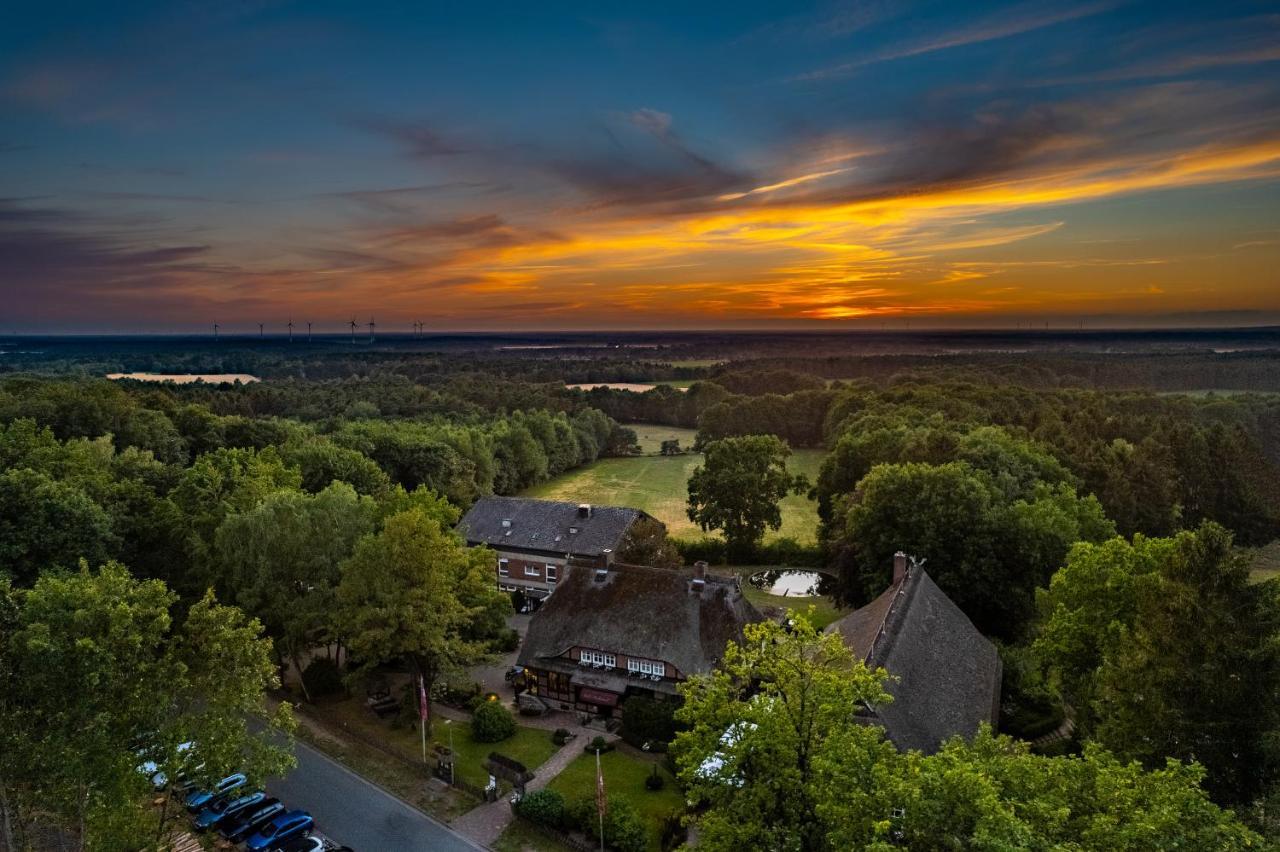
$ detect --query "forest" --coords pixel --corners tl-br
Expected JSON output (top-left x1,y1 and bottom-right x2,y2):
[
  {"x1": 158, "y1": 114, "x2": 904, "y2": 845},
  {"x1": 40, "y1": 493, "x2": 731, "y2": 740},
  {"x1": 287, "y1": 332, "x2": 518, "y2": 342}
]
[{"x1": 2, "y1": 331, "x2": 1279, "y2": 848}]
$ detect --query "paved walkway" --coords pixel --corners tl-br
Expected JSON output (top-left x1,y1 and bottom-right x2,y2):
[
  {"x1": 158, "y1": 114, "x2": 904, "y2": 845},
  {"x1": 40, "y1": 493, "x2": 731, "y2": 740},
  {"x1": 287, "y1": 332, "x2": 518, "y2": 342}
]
[{"x1": 448, "y1": 718, "x2": 615, "y2": 848}]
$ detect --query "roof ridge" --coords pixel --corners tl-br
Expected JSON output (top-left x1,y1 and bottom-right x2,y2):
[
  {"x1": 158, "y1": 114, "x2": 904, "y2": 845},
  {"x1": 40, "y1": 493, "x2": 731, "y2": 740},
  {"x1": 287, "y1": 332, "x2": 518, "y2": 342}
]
[{"x1": 866, "y1": 567, "x2": 922, "y2": 667}]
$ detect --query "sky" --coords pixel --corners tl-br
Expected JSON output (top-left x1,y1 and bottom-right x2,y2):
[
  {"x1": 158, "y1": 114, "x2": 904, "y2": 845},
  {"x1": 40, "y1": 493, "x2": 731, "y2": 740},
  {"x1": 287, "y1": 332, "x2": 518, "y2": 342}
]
[{"x1": 2, "y1": 0, "x2": 1279, "y2": 332}]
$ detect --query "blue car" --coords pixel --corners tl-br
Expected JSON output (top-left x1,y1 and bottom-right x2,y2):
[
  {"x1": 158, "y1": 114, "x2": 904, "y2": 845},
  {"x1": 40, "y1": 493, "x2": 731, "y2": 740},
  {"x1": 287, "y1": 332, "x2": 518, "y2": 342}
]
[
  {"x1": 183, "y1": 772, "x2": 246, "y2": 812},
  {"x1": 244, "y1": 810, "x2": 314, "y2": 851},
  {"x1": 193, "y1": 790, "x2": 264, "y2": 831},
  {"x1": 221, "y1": 799, "x2": 283, "y2": 842}
]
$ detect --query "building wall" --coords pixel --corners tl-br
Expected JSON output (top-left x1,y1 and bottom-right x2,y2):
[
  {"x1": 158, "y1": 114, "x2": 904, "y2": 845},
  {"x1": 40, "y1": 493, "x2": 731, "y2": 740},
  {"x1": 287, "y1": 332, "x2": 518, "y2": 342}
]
[{"x1": 564, "y1": 646, "x2": 683, "y2": 681}]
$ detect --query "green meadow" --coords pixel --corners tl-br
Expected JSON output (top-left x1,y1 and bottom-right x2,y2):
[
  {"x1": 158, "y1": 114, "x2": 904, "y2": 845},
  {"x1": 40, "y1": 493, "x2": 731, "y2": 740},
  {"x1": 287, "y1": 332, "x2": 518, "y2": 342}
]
[{"x1": 522, "y1": 438, "x2": 825, "y2": 543}]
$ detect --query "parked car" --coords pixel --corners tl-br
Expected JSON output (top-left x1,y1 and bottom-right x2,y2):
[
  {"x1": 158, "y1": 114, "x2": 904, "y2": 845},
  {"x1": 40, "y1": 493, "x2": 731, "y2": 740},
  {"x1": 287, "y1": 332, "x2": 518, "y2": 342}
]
[
  {"x1": 271, "y1": 836, "x2": 325, "y2": 852},
  {"x1": 244, "y1": 810, "x2": 314, "y2": 851},
  {"x1": 193, "y1": 790, "x2": 264, "y2": 831},
  {"x1": 184, "y1": 772, "x2": 246, "y2": 811},
  {"x1": 220, "y1": 798, "x2": 284, "y2": 842},
  {"x1": 135, "y1": 740, "x2": 194, "y2": 790}
]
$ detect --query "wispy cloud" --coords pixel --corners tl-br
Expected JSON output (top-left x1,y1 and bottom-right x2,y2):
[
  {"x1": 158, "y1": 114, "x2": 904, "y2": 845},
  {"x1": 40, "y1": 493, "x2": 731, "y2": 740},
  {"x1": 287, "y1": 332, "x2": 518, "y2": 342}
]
[{"x1": 795, "y1": 0, "x2": 1118, "y2": 81}]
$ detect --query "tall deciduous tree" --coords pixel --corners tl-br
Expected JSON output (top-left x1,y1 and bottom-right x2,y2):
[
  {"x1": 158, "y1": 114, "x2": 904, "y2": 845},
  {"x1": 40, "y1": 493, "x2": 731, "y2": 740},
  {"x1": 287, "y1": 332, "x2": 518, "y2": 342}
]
[
  {"x1": 674, "y1": 615, "x2": 1261, "y2": 851},
  {"x1": 335, "y1": 494, "x2": 509, "y2": 717},
  {"x1": 214, "y1": 482, "x2": 377, "y2": 699},
  {"x1": 832, "y1": 461, "x2": 1113, "y2": 638},
  {"x1": 0, "y1": 563, "x2": 293, "y2": 850},
  {"x1": 1035, "y1": 522, "x2": 1280, "y2": 805},
  {"x1": 687, "y1": 435, "x2": 809, "y2": 561}
]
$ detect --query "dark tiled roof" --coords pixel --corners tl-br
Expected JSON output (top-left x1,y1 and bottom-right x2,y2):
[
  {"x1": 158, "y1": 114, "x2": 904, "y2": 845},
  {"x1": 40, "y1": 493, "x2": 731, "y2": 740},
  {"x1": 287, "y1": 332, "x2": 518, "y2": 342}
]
[
  {"x1": 457, "y1": 496, "x2": 648, "y2": 557},
  {"x1": 827, "y1": 567, "x2": 1002, "y2": 754},
  {"x1": 518, "y1": 563, "x2": 765, "y2": 678}
]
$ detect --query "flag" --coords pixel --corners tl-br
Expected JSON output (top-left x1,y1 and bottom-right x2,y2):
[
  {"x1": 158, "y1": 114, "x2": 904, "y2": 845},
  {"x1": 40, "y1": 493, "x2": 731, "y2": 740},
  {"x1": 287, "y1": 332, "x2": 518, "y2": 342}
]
[
  {"x1": 595, "y1": 748, "x2": 607, "y2": 819},
  {"x1": 417, "y1": 675, "x2": 429, "y2": 723}
]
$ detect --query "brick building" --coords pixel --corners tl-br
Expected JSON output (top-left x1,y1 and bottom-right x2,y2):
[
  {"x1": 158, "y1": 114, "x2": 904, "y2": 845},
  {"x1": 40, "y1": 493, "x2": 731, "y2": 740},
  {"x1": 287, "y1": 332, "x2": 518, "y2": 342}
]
[{"x1": 457, "y1": 496, "x2": 657, "y2": 607}]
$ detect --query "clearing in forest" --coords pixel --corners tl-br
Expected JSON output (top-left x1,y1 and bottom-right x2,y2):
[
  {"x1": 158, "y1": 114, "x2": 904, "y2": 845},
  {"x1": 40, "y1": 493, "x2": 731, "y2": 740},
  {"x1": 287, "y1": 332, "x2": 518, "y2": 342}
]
[{"x1": 522, "y1": 447, "x2": 826, "y2": 543}]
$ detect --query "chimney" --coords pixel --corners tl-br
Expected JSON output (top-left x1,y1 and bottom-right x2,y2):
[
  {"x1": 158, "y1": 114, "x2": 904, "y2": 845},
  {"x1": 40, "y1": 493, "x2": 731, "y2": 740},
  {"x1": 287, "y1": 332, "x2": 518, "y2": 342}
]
[
  {"x1": 693, "y1": 560, "x2": 708, "y2": 579},
  {"x1": 577, "y1": 503, "x2": 592, "y2": 519},
  {"x1": 893, "y1": 551, "x2": 908, "y2": 584}
]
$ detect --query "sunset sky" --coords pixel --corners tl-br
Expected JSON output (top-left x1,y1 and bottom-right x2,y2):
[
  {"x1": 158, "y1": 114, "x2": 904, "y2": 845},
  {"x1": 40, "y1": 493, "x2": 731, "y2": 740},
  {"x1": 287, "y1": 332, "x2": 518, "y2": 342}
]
[{"x1": 2, "y1": 1, "x2": 1279, "y2": 332}]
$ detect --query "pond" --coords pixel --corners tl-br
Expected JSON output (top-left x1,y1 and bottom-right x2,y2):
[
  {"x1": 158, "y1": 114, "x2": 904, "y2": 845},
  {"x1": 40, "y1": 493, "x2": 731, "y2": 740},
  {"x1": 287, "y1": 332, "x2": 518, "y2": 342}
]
[
  {"x1": 107, "y1": 372, "x2": 260, "y2": 384},
  {"x1": 747, "y1": 569, "x2": 837, "y2": 598}
]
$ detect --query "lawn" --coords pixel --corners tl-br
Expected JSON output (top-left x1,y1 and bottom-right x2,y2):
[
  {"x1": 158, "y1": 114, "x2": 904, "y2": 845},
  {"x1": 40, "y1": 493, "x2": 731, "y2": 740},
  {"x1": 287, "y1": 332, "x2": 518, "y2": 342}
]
[
  {"x1": 492, "y1": 821, "x2": 567, "y2": 852},
  {"x1": 316, "y1": 697, "x2": 559, "y2": 790},
  {"x1": 546, "y1": 748, "x2": 683, "y2": 852},
  {"x1": 522, "y1": 448, "x2": 826, "y2": 544},
  {"x1": 627, "y1": 423, "x2": 699, "y2": 455},
  {"x1": 1251, "y1": 541, "x2": 1280, "y2": 583}
]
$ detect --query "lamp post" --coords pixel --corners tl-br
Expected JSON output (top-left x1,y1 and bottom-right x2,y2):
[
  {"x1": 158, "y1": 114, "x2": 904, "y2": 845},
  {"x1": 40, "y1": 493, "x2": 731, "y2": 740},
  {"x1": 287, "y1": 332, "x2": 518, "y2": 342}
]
[{"x1": 444, "y1": 718, "x2": 455, "y2": 786}]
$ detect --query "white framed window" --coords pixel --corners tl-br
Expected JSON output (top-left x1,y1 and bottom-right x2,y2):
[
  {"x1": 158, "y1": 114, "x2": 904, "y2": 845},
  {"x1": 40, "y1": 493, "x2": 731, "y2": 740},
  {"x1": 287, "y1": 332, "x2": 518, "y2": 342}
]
[
  {"x1": 524, "y1": 564, "x2": 540, "y2": 577},
  {"x1": 628, "y1": 659, "x2": 665, "y2": 677},
  {"x1": 498, "y1": 560, "x2": 509, "y2": 577},
  {"x1": 627, "y1": 659, "x2": 641, "y2": 673},
  {"x1": 546, "y1": 564, "x2": 558, "y2": 582},
  {"x1": 582, "y1": 650, "x2": 616, "y2": 668},
  {"x1": 652, "y1": 662, "x2": 665, "y2": 678},
  {"x1": 603, "y1": 653, "x2": 616, "y2": 668}
]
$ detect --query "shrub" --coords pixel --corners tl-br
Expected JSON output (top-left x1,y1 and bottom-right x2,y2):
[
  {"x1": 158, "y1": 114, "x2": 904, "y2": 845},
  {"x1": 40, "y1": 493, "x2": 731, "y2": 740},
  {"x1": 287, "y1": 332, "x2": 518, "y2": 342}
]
[
  {"x1": 659, "y1": 810, "x2": 687, "y2": 851},
  {"x1": 515, "y1": 788, "x2": 565, "y2": 829},
  {"x1": 437, "y1": 679, "x2": 481, "y2": 708},
  {"x1": 583, "y1": 735, "x2": 614, "y2": 754},
  {"x1": 565, "y1": 795, "x2": 645, "y2": 852},
  {"x1": 300, "y1": 658, "x2": 344, "y2": 699},
  {"x1": 645, "y1": 765, "x2": 665, "y2": 791},
  {"x1": 605, "y1": 798, "x2": 646, "y2": 852},
  {"x1": 472, "y1": 701, "x2": 517, "y2": 743},
  {"x1": 492, "y1": 627, "x2": 520, "y2": 653},
  {"x1": 620, "y1": 696, "x2": 678, "y2": 749},
  {"x1": 552, "y1": 727, "x2": 573, "y2": 746}
]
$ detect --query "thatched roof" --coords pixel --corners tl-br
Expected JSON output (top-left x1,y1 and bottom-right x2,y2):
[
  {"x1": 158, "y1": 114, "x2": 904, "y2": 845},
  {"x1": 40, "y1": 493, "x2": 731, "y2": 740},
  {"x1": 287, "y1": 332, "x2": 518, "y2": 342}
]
[
  {"x1": 518, "y1": 563, "x2": 764, "y2": 679},
  {"x1": 827, "y1": 566, "x2": 1002, "y2": 753},
  {"x1": 458, "y1": 496, "x2": 649, "y2": 557}
]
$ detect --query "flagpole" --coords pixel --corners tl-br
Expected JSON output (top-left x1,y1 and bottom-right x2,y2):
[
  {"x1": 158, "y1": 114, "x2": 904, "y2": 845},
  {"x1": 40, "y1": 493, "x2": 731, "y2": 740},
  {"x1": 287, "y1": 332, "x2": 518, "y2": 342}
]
[{"x1": 596, "y1": 748, "x2": 604, "y2": 852}]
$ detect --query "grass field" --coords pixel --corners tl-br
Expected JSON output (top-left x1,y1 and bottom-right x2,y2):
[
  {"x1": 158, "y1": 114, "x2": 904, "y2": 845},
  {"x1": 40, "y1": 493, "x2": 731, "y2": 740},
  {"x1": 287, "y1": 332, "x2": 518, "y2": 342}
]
[
  {"x1": 628, "y1": 423, "x2": 699, "y2": 455},
  {"x1": 1251, "y1": 541, "x2": 1280, "y2": 583},
  {"x1": 546, "y1": 748, "x2": 682, "y2": 852},
  {"x1": 523, "y1": 447, "x2": 825, "y2": 543}
]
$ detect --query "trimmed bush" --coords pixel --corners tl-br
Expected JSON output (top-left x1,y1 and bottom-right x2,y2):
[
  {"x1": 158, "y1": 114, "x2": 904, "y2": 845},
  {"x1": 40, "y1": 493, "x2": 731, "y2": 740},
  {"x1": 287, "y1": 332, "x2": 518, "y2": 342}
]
[
  {"x1": 645, "y1": 765, "x2": 665, "y2": 791},
  {"x1": 552, "y1": 727, "x2": 573, "y2": 746},
  {"x1": 515, "y1": 788, "x2": 565, "y2": 829},
  {"x1": 583, "y1": 735, "x2": 614, "y2": 754},
  {"x1": 472, "y1": 701, "x2": 517, "y2": 743},
  {"x1": 301, "y1": 658, "x2": 344, "y2": 699}
]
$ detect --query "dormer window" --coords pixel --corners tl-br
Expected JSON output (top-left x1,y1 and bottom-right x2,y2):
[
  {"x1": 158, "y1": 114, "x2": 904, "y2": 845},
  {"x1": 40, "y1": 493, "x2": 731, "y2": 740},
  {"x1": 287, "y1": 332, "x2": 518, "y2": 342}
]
[
  {"x1": 501, "y1": 519, "x2": 512, "y2": 528},
  {"x1": 569, "y1": 526, "x2": 579, "y2": 535}
]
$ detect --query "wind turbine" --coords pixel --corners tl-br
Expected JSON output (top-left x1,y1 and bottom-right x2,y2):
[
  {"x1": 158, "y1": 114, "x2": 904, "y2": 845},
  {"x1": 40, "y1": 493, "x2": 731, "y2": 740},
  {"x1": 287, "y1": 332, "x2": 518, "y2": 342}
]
[
  {"x1": 258, "y1": 322, "x2": 264, "y2": 338},
  {"x1": 349, "y1": 317, "x2": 358, "y2": 344},
  {"x1": 213, "y1": 321, "x2": 219, "y2": 340},
  {"x1": 306, "y1": 321, "x2": 312, "y2": 343},
  {"x1": 367, "y1": 316, "x2": 376, "y2": 343},
  {"x1": 287, "y1": 318, "x2": 294, "y2": 343}
]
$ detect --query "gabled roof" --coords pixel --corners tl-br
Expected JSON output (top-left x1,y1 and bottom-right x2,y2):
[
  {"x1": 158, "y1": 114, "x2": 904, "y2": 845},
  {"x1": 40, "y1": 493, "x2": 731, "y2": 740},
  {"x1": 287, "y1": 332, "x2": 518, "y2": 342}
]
[
  {"x1": 518, "y1": 563, "x2": 764, "y2": 678},
  {"x1": 457, "y1": 496, "x2": 648, "y2": 557},
  {"x1": 827, "y1": 567, "x2": 1002, "y2": 754}
]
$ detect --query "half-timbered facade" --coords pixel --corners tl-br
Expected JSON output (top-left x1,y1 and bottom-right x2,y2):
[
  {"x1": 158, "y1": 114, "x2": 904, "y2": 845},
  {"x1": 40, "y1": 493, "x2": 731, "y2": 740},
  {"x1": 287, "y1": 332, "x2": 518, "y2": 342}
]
[{"x1": 516, "y1": 561, "x2": 764, "y2": 716}]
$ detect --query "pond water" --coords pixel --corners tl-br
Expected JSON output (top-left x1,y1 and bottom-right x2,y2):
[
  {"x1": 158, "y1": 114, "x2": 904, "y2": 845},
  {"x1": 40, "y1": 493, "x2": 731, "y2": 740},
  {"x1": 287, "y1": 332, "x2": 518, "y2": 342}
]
[
  {"x1": 565, "y1": 382, "x2": 689, "y2": 393},
  {"x1": 565, "y1": 382, "x2": 657, "y2": 392},
  {"x1": 748, "y1": 569, "x2": 837, "y2": 598},
  {"x1": 106, "y1": 372, "x2": 260, "y2": 384}
]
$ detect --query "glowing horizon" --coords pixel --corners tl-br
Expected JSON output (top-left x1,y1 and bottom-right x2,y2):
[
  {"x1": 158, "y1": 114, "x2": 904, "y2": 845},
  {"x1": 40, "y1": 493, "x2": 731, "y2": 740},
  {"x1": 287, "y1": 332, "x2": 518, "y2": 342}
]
[{"x1": 2, "y1": 2, "x2": 1278, "y2": 332}]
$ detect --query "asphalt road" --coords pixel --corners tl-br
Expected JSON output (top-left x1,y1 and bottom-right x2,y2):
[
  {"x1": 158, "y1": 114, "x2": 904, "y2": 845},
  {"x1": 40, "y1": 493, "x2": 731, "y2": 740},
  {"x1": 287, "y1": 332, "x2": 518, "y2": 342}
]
[{"x1": 268, "y1": 738, "x2": 485, "y2": 852}]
